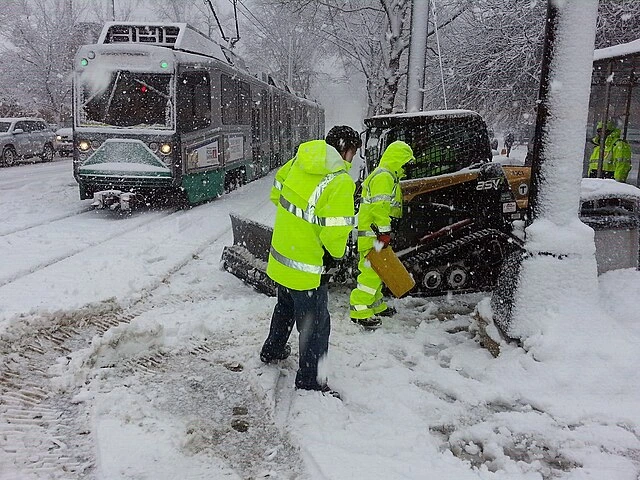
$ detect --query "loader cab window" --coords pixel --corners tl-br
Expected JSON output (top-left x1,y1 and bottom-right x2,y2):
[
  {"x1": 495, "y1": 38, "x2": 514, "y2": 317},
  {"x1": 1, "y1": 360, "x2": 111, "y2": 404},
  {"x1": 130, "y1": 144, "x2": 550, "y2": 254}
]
[
  {"x1": 364, "y1": 129, "x2": 383, "y2": 170},
  {"x1": 379, "y1": 117, "x2": 491, "y2": 180}
]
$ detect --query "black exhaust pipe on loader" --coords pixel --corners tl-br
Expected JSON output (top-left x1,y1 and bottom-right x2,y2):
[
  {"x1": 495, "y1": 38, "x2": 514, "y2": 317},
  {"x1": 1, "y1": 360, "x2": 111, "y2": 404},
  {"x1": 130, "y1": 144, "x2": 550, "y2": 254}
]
[{"x1": 221, "y1": 213, "x2": 277, "y2": 296}]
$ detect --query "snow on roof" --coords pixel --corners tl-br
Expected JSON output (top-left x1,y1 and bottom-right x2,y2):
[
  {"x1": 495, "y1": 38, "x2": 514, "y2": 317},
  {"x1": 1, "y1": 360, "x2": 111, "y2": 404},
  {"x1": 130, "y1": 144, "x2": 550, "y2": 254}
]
[
  {"x1": 368, "y1": 109, "x2": 479, "y2": 120},
  {"x1": 593, "y1": 38, "x2": 640, "y2": 62},
  {"x1": 581, "y1": 177, "x2": 640, "y2": 202},
  {"x1": 0, "y1": 117, "x2": 46, "y2": 122},
  {"x1": 96, "y1": 22, "x2": 229, "y2": 64}
]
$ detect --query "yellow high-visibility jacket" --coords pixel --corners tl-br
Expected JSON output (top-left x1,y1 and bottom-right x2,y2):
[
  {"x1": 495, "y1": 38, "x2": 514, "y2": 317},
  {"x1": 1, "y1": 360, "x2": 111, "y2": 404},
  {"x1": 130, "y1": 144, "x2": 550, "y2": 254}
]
[
  {"x1": 357, "y1": 141, "x2": 414, "y2": 252},
  {"x1": 267, "y1": 140, "x2": 356, "y2": 290},
  {"x1": 589, "y1": 129, "x2": 632, "y2": 182}
]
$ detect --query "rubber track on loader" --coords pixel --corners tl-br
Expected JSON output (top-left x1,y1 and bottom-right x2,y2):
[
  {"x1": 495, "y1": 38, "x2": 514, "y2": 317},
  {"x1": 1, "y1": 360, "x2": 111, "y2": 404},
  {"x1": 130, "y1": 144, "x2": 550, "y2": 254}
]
[{"x1": 400, "y1": 228, "x2": 524, "y2": 296}]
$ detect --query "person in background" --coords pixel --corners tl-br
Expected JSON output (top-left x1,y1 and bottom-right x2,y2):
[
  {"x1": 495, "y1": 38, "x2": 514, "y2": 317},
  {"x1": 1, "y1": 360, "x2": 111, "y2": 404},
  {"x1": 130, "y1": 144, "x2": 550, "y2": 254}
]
[
  {"x1": 488, "y1": 129, "x2": 499, "y2": 152},
  {"x1": 588, "y1": 120, "x2": 632, "y2": 182},
  {"x1": 504, "y1": 131, "x2": 515, "y2": 158},
  {"x1": 259, "y1": 125, "x2": 361, "y2": 397},
  {"x1": 349, "y1": 141, "x2": 414, "y2": 329}
]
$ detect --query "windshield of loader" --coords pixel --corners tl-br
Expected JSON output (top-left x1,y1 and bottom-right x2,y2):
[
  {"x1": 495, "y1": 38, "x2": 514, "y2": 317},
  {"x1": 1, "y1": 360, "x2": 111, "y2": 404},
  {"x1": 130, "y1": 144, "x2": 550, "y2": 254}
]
[{"x1": 367, "y1": 115, "x2": 491, "y2": 179}]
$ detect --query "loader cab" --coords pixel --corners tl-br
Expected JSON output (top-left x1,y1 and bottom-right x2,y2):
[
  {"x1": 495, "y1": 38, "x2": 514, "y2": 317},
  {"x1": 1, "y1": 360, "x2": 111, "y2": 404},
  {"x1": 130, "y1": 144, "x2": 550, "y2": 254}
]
[
  {"x1": 363, "y1": 110, "x2": 521, "y2": 256},
  {"x1": 363, "y1": 110, "x2": 492, "y2": 178}
]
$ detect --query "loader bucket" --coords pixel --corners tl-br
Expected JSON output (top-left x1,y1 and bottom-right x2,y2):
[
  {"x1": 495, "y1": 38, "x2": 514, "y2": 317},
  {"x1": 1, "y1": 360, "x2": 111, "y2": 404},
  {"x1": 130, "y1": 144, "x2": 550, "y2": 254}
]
[{"x1": 221, "y1": 213, "x2": 277, "y2": 296}]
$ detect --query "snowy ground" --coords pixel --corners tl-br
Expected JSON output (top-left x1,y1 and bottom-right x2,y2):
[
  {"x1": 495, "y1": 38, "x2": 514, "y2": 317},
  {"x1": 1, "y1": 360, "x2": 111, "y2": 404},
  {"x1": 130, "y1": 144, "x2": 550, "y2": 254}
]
[{"x1": 1, "y1": 152, "x2": 639, "y2": 479}]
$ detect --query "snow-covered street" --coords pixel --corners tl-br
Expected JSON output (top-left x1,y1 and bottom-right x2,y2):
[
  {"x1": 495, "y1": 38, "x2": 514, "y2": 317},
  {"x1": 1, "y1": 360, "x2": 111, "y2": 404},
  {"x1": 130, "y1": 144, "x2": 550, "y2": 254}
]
[{"x1": 0, "y1": 156, "x2": 639, "y2": 479}]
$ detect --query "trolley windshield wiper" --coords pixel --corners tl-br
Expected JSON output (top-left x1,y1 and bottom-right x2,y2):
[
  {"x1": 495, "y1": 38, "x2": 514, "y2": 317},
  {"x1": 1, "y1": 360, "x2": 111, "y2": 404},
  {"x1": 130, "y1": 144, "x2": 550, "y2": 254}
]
[
  {"x1": 102, "y1": 70, "x2": 122, "y2": 124},
  {"x1": 133, "y1": 78, "x2": 172, "y2": 103}
]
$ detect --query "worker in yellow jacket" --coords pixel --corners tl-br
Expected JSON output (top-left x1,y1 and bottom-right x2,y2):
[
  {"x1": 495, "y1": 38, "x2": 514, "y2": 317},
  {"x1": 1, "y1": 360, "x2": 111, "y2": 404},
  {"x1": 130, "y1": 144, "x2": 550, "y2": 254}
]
[
  {"x1": 350, "y1": 141, "x2": 414, "y2": 329},
  {"x1": 260, "y1": 126, "x2": 360, "y2": 396},
  {"x1": 588, "y1": 120, "x2": 632, "y2": 182}
]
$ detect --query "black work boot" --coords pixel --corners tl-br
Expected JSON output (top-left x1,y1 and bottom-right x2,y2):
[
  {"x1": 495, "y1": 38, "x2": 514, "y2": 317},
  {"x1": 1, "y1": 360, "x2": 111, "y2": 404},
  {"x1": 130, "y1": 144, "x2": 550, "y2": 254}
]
[
  {"x1": 295, "y1": 381, "x2": 341, "y2": 399},
  {"x1": 351, "y1": 317, "x2": 382, "y2": 330},
  {"x1": 260, "y1": 343, "x2": 291, "y2": 364},
  {"x1": 377, "y1": 306, "x2": 397, "y2": 317}
]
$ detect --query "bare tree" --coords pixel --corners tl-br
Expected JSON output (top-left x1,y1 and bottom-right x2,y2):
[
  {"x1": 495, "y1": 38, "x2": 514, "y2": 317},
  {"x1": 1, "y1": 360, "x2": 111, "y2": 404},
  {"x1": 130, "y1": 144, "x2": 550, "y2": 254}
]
[
  {"x1": 424, "y1": 0, "x2": 640, "y2": 131},
  {"x1": 236, "y1": 1, "x2": 327, "y2": 95},
  {"x1": 92, "y1": 0, "x2": 144, "y2": 23},
  {"x1": 262, "y1": 0, "x2": 411, "y2": 114},
  {"x1": 0, "y1": 0, "x2": 96, "y2": 122},
  {"x1": 596, "y1": 0, "x2": 640, "y2": 48},
  {"x1": 421, "y1": 0, "x2": 544, "y2": 132}
]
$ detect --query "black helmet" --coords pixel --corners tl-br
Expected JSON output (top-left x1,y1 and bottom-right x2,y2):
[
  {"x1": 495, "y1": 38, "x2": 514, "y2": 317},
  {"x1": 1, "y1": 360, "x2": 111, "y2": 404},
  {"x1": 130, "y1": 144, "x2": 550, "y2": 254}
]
[{"x1": 325, "y1": 125, "x2": 362, "y2": 154}]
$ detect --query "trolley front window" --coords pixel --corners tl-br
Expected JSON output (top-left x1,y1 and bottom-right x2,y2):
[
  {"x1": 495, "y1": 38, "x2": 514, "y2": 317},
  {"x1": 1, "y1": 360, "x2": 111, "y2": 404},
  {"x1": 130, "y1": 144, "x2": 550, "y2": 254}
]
[{"x1": 78, "y1": 71, "x2": 174, "y2": 129}]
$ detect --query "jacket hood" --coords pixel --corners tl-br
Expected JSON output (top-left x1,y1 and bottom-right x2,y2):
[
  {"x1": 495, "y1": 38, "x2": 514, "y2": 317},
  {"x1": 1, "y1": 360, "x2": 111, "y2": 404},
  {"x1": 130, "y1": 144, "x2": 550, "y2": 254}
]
[
  {"x1": 592, "y1": 128, "x2": 621, "y2": 146},
  {"x1": 607, "y1": 128, "x2": 621, "y2": 142},
  {"x1": 294, "y1": 140, "x2": 348, "y2": 175},
  {"x1": 379, "y1": 141, "x2": 414, "y2": 172}
]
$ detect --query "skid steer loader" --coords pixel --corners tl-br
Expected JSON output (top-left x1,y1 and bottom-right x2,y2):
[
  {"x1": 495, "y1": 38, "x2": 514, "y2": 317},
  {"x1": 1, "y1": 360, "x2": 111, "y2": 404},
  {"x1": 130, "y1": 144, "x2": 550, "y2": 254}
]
[{"x1": 221, "y1": 109, "x2": 532, "y2": 297}]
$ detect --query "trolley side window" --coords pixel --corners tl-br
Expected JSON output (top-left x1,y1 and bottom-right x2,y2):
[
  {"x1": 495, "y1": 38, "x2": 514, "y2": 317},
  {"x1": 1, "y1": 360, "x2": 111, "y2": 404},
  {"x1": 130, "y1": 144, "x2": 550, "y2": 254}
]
[
  {"x1": 177, "y1": 71, "x2": 211, "y2": 133},
  {"x1": 221, "y1": 74, "x2": 251, "y2": 126}
]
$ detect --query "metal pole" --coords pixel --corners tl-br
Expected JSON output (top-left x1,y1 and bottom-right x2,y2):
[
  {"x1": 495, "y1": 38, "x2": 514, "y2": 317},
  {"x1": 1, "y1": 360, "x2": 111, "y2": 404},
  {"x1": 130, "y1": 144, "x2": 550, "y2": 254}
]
[
  {"x1": 406, "y1": 0, "x2": 430, "y2": 112},
  {"x1": 596, "y1": 61, "x2": 613, "y2": 178},
  {"x1": 527, "y1": 1, "x2": 558, "y2": 223},
  {"x1": 288, "y1": 36, "x2": 293, "y2": 88},
  {"x1": 623, "y1": 75, "x2": 633, "y2": 140}
]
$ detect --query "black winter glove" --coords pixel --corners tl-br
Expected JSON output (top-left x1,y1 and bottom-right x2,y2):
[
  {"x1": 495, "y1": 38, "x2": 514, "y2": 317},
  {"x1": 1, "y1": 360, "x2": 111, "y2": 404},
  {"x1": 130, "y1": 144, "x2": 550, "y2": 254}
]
[{"x1": 323, "y1": 248, "x2": 337, "y2": 270}]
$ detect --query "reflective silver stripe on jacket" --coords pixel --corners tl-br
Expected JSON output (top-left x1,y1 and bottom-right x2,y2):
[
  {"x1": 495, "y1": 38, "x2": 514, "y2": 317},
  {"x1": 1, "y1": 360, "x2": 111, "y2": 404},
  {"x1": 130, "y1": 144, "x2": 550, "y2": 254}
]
[
  {"x1": 273, "y1": 178, "x2": 283, "y2": 191},
  {"x1": 270, "y1": 246, "x2": 324, "y2": 274},
  {"x1": 361, "y1": 193, "x2": 394, "y2": 204},
  {"x1": 361, "y1": 168, "x2": 401, "y2": 208},
  {"x1": 279, "y1": 171, "x2": 355, "y2": 227},
  {"x1": 350, "y1": 298, "x2": 383, "y2": 312},
  {"x1": 356, "y1": 282, "x2": 378, "y2": 295},
  {"x1": 358, "y1": 224, "x2": 391, "y2": 236}
]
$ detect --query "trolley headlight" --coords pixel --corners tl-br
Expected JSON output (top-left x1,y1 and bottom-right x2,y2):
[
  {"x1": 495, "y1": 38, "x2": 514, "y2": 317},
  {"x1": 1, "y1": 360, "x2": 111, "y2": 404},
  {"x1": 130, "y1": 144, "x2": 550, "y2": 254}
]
[
  {"x1": 160, "y1": 143, "x2": 172, "y2": 155},
  {"x1": 78, "y1": 140, "x2": 90, "y2": 152},
  {"x1": 56, "y1": 135, "x2": 62, "y2": 141},
  {"x1": 148, "y1": 142, "x2": 159, "y2": 152},
  {"x1": 91, "y1": 140, "x2": 102, "y2": 150}
]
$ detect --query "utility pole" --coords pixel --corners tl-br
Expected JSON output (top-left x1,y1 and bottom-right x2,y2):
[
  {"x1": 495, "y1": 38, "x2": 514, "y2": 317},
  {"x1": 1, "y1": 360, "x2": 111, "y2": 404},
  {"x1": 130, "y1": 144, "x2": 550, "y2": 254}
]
[
  {"x1": 491, "y1": 0, "x2": 600, "y2": 342},
  {"x1": 288, "y1": 36, "x2": 293, "y2": 88},
  {"x1": 406, "y1": 0, "x2": 430, "y2": 112}
]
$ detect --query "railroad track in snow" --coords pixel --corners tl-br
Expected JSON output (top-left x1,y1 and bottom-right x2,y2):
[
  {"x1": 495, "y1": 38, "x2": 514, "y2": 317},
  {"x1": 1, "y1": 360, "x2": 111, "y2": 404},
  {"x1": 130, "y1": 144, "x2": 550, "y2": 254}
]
[
  {"x1": 0, "y1": 206, "x2": 95, "y2": 237},
  {"x1": 0, "y1": 207, "x2": 180, "y2": 288}
]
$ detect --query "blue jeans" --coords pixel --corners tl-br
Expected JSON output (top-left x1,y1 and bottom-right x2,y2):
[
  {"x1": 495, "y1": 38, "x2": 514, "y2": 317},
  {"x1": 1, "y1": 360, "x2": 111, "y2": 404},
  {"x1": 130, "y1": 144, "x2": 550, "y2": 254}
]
[{"x1": 261, "y1": 284, "x2": 331, "y2": 389}]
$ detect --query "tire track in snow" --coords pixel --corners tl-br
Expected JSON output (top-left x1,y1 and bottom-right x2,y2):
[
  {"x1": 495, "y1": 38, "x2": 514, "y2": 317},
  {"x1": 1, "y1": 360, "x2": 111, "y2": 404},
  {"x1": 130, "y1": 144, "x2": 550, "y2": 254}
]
[{"x1": 0, "y1": 195, "x2": 273, "y2": 478}]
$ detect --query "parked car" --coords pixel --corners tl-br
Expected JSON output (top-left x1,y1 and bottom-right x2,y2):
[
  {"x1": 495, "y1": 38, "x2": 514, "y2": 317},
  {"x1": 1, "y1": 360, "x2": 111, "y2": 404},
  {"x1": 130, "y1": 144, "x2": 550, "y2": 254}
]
[
  {"x1": 54, "y1": 127, "x2": 73, "y2": 157},
  {"x1": 0, "y1": 117, "x2": 56, "y2": 166}
]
